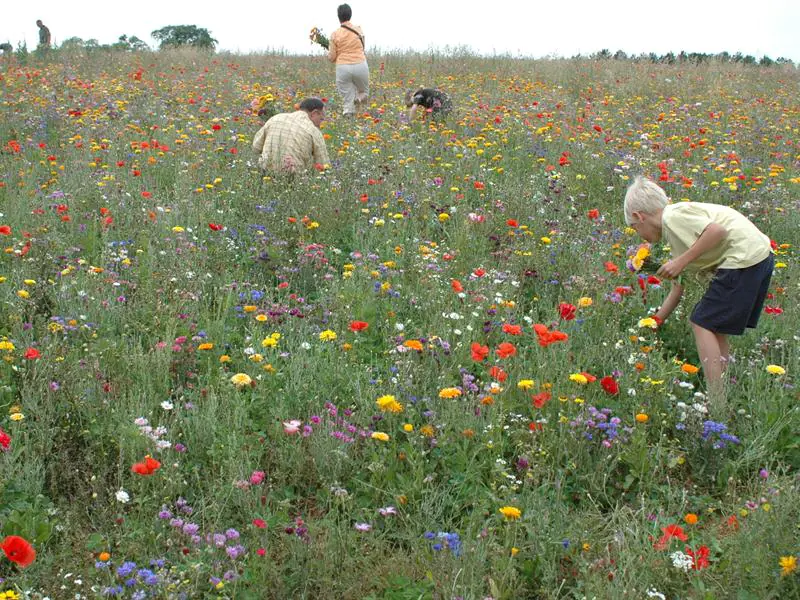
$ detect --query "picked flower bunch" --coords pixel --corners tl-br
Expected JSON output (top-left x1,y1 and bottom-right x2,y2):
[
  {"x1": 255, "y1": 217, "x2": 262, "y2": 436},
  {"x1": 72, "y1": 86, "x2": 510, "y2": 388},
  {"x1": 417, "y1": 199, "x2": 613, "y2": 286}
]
[
  {"x1": 250, "y1": 91, "x2": 278, "y2": 120},
  {"x1": 627, "y1": 243, "x2": 658, "y2": 273},
  {"x1": 309, "y1": 27, "x2": 329, "y2": 50}
]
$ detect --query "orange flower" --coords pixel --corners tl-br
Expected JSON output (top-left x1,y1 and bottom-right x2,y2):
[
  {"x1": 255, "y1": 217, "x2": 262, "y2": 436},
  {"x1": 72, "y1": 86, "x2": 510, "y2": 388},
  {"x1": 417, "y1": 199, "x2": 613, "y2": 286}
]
[
  {"x1": 684, "y1": 513, "x2": 698, "y2": 525},
  {"x1": 502, "y1": 323, "x2": 522, "y2": 335},
  {"x1": 451, "y1": 279, "x2": 464, "y2": 293},
  {"x1": 489, "y1": 366, "x2": 507, "y2": 382},
  {"x1": 495, "y1": 342, "x2": 517, "y2": 359},
  {"x1": 403, "y1": 340, "x2": 424, "y2": 351},
  {"x1": 533, "y1": 323, "x2": 568, "y2": 347},
  {"x1": 681, "y1": 363, "x2": 699, "y2": 375},
  {"x1": 532, "y1": 391, "x2": 551, "y2": 408}
]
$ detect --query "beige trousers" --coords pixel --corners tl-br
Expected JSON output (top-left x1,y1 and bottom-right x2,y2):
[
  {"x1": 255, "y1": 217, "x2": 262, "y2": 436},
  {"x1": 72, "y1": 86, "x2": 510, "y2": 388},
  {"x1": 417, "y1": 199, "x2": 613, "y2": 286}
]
[{"x1": 335, "y1": 61, "x2": 369, "y2": 115}]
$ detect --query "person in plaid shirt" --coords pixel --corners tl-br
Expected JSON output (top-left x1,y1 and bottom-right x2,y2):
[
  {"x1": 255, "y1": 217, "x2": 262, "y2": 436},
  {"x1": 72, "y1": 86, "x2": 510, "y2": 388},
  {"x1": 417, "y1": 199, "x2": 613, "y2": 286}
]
[{"x1": 252, "y1": 98, "x2": 330, "y2": 174}]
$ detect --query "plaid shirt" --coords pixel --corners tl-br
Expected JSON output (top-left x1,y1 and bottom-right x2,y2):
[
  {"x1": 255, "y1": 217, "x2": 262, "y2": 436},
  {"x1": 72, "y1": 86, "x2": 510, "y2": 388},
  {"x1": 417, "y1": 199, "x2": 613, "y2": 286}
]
[{"x1": 252, "y1": 111, "x2": 329, "y2": 173}]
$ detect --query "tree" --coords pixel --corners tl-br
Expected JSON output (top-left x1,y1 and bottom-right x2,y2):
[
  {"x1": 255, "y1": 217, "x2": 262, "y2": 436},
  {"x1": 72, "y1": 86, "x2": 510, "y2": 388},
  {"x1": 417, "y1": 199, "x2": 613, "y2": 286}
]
[
  {"x1": 151, "y1": 25, "x2": 217, "y2": 50},
  {"x1": 112, "y1": 35, "x2": 150, "y2": 51}
]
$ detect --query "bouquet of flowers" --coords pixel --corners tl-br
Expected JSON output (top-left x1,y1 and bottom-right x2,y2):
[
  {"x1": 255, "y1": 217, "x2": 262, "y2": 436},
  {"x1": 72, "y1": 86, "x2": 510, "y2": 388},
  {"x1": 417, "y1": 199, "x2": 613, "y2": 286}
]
[
  {"x1": 250, "y1": 91, "x2": 277, "y2": 120},
  {"x1": 309, "y1": 27, "x2": 329, "y2": 50}
]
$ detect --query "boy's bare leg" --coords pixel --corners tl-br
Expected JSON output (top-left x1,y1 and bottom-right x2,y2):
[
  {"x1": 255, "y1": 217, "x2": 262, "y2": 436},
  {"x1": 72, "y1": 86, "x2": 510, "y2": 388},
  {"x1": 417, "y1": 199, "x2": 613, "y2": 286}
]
[
  {"x1": 691, "y1": 323, "x2": 727, "y2": 408},
  {"x1": 717, "y1": 333, "x2": 730, "y2": 373}
]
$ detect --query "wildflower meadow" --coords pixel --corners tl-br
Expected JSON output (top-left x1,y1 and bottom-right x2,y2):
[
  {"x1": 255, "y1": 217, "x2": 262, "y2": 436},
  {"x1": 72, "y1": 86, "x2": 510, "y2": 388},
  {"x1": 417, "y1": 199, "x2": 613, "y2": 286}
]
[{"x1": 0, "y1": 48, "x2": 798, "y2": 599}]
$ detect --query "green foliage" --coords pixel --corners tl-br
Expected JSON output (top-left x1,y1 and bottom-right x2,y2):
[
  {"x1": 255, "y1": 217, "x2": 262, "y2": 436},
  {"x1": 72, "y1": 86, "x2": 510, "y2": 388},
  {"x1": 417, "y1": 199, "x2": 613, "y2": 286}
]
[{"x1": 151, "y1": 25, "x2": 217, "y2": 50}]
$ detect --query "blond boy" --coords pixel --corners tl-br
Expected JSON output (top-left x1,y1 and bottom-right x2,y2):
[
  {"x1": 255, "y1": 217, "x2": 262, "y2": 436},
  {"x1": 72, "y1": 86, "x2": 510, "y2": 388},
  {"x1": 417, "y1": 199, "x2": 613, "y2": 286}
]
[{"x1": 624, "y1": 176, "x2": 773, "y2": 401}]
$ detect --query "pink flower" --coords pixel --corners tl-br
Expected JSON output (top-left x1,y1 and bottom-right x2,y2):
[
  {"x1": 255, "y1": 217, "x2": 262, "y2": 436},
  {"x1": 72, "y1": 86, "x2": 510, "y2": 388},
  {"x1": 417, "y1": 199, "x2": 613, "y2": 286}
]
[
  {"x1": 283, "y1": 420, "x2": 302, "y2": 435},
  {"x1": 249, "y1": 471, "x2": 265, "y2": 485},
  {"x1": 354, "y1": 522, "x2": 371, "y2": 532},
  {"x1": 256, "y1": 547, "x2": 266, "y2": 556},
  {"x1": 0, "y1": 428, "x2": 10, "y2": 451},
  {"x1": 252, "y1": 519, "x2": 267, "y2": 529}
]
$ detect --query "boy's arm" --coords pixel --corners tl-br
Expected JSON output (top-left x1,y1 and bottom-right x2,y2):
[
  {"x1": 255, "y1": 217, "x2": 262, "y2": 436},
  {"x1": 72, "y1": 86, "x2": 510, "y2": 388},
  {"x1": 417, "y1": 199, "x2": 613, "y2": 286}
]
[
  {"x1": 657, "y1": 223, "x2": 728, "y2": 279},
  {"x1": 655, "y1": 281, "x2": 684, "y2": 324},
  {"x1": 327, "y1": 32, "x2": 338, "y2": 63}
]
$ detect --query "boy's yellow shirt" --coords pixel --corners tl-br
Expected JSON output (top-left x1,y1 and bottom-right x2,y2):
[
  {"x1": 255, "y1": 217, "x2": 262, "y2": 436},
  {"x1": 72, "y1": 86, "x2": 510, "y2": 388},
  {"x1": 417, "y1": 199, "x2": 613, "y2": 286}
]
[{"x1": 662, "y1": 202, "x2": 771, "y2": 276}]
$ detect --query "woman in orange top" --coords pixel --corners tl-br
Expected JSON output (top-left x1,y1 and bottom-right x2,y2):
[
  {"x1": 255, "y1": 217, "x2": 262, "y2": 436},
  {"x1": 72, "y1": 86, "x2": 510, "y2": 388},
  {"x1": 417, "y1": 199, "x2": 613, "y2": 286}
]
[{"x1": 328, "y1": 4, "x2": 369, "y2": 116}]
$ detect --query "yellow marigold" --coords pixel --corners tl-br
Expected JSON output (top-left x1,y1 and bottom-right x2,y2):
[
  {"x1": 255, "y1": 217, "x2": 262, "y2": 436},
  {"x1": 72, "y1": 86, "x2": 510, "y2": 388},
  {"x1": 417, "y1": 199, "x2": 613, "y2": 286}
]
[
  {"x1": 419, "y1": 424, "x2": 435, "y2": 438},
  {"x1": 438, "y1": 213, "x2": 450, "y2": 222},
  {"x1": 438, "y1": 387, "x2": 462, "y2": 399},
  {"x1": 403, "y1": 423, "x2": 414, "y2": 432},
  {"x1": 635, "y1": 413, "x2": 649, "y2": 423},
  {"x1": 517, "y1": 379, "x2": 535, "y2": 390},
  {"x1": 371, "y1": 431, "x2": 390, "y2": 442},
  {"x1": 23, "y1": 279, "x2": 36, "y2": 286},
  {"x1": 0, "y1": 341, "x2": 15, "y2": 352},
  {"x1": 578, "y1": 297, "x2": 593, "y2": 307},
  {"x1": 779, "y1": 555, "x2": 797, "y2": 577},
  {"x1": 9, "y1": 413, "x2": 24, "y2": 421},
  {"x1": 684, "y1": 513, "x2": 698, "y2": 525},
  {"x1": 404, "y1": 339, "x2": 424, "y2": 351},
  {"x1": 540, "y1": 236, "x2": 551, "y2": 244},
  {"x1": 569, "y1": 373, "x2": 588, "y2": 385},
  {"x1": 319, "y1": 330, "x2": 337, "y2": 342},
  {"x1": 219, "y1": 354, "x2": 231, "y2": 363},
  {"x1": 262, "y1": 336, "x2": 278, "y2": 348},
  {"x1": 243, "y1": 305, "x2": 258, "y2": 313},
  {"x1": 16, "y1": 290, "x2": 30, "y2": 299},
  {"x1": 499, "y1": 506, "x2": 522, "y2": 520},
  {"x1": 255, "y1": 314, "x2": 268, "y2": 322},
  {"x1": 197, "y1": 342, "x2": 213, "y2": 351},
  {"x1": 230, "y1": 373, "x2": 253, "y2": 388},
  {"x1": 766, "y1": 364, "x2": 786, "y2": 376},
  {"x1": 638, "y1": 317, "x2": 658, "y2": 329},
  {"x1": 376, "y1": 394, "x2": 404, "y2": 413}
]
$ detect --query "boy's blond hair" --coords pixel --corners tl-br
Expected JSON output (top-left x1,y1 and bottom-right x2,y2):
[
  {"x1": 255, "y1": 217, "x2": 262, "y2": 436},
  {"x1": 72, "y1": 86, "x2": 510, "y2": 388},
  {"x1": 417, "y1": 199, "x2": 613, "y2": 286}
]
[{"x1": 624, "y1": 176, "x2": 669, "y2": 225}]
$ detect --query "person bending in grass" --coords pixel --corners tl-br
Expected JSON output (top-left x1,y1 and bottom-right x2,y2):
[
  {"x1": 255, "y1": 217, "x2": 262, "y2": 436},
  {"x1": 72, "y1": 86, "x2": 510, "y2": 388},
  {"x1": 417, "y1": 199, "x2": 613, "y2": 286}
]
[
  {"x1": 252, "y1": 98, "x2": 330, "y2": 174},
  {"x1": 624, "y1": 175, "x2": 773, "y2": 405},
  {"x1": 405, "y1": 88, "x2": 452, "y2": 120}
]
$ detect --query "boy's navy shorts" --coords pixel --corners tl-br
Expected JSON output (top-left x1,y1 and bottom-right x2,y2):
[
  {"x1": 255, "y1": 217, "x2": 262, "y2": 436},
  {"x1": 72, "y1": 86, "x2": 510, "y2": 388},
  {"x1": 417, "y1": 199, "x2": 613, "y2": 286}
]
[{"x1": 690, "y1": 254, "x2": 774, "y2": 335}]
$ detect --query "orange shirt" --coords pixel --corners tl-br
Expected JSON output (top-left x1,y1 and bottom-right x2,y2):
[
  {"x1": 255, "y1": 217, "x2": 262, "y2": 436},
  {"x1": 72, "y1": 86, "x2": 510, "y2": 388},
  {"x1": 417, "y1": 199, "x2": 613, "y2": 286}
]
[{"x1": 328, "y1": 22, "x2": 366, "y2": 65}]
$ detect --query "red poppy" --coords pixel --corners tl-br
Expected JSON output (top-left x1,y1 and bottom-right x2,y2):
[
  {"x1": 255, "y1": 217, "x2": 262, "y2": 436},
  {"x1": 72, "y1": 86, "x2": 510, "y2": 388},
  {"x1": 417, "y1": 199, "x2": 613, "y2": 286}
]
[
  {"x1": 646, "y1": 275, "x2": 661, "y2": 286},
  {"x1": 587, "y1": 208, "x2": 600, "y2": 220},
  {"x1": 473, "y1": 268, "x2": 486, "y2": 277},
  {"x1": 0, "y1": 427, "x2": 10, "y2": 451},
  {"x1": 506, "y1": 219, "x2": 518, "y2": 227},
  {"x1": 23, "y1": 348, "x2": 41, "y2": 360},
  {"x1": 604, "y1": 261, "x2": 618, "y2": 273},
  {"x1": 473, "y1": 181, "x2": 485, "y2": 190},
  {"x1": 349, "y1": 321, "x2": 369, "y2": 332},
  {"x1": 593, "y1": 124, "x2": 603, "y2": 133},
  {"x1": 131, "y1": 455, "x2": 161, "y2": 475},
  {"x1": 533, "y1": 324, "x2": 569, "y2": 347},
  {"x1": 495, "y1": 342, "x2": 517, "y2": 359},
  {"x1": 532, "y1": 392, "x2": 551, "y2": 409},
  {"x1": 0, "y1": 225, "x2": 11, "y2": 236},
  {"x1": 1, "y1": 535, "x2": 36, "y2": 568},
  {"x1": 252, "y1": 518, "x2": 267, "y2": 529},
  {"x1": 470, "y1": 343, "x2": 489, "y2": 362},
  {"x1": 764, "y1": 306, "x2": 783, "y2": 315},
  {"x1": 600, "y1": 376, "x2": 619, "y2": 395},
  {"x1": 208, "y1": 223, "x2": 224, "y2": 231},
  {"x1": 489, "y1": 366, "x2": 508, "y2": 382},
  {"x1": 451, "y1": 279, "x2": 464, "y2": 293},
  {"x1": 614, "y1": 286, "x2": 633, "y2": 296},
  {"x1": 558, "y1": 303, "x2": 577, "y2": 321},
  {"x1": 141, "y1": 191, "x2": 152, "y2": 199},
  {"x1": 501, "y1": 323, "x2": 522, "y2": 336},
  {"x1": 212, "y1": 124, "x2": 222, "y2": 131},
  {"x1": 654, "y1": 524, "x2": 688, "y2": 550},
  {"x1": 686, "y1": 545, "x2": 710, "y2": 570}
]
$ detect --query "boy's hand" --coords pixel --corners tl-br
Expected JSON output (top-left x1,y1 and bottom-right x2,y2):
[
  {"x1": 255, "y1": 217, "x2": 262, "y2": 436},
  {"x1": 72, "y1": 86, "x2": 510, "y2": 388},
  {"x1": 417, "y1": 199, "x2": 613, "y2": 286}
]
[{"x1": 657, "y1": 258, "x2": 686, "y2": 280}]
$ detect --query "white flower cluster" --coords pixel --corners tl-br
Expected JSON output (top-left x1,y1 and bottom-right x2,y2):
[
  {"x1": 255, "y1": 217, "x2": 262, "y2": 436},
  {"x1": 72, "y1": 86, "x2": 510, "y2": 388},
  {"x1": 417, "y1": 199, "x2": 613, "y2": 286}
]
[
  {"x1": 134, "y1": 416, "x2": 172, "y2": 451},
  {"x1": 670, "y1": 550, "x2": 694, "y2": 572}
]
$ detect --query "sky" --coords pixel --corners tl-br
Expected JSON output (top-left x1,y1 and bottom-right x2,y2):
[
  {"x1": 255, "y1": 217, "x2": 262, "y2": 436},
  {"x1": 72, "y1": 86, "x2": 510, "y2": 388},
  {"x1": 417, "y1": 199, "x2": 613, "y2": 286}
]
[{"x1": 5, "y1": 0, "x2": 800, "y2": 62}]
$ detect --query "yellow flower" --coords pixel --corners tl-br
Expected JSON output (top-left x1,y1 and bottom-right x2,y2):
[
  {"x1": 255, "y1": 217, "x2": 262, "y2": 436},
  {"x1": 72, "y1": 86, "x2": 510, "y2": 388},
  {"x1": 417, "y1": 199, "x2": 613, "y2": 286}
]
[
  {"x1": 779, "y1": 555, "x2": 797, "y2": 577},
  {"x1": 438, "y1": 213, "x2": 450, "y2": 222},
  {"x1": 197, "y1": 342, "x2": 213, "y2": 351},
  {"x1": 255, "y1": 314, "x2": 268, "y2": 322},
  {"x1": 249, "y1": 354, "x2": 264, "y2": 363},
  {"x1": 511, "y1": 547, "x2": 519, "y2": 556},
  {"x1": 569, "y1": 373, "x2": 588, "y2": 385},
  {"x1": 638, "y1": 317, "x2": 658, "y2": 329},
  {"x1": 499, "y1": 506, "x2": 522, "y2": 520},
  {"x1": 766, "y1": 364, "x2": 786, "y2": 375},
  {"x1": 319, "y1": 330, "x2": 337, "y2": 342},
  {"x1": 540, "y1": 236, "x2": 551, "y2": 244},
  {"x1": 9, "y1": 413, "x2": 24, "y2": 421},
  {"x1": 243, "y1": 305, "x2": 258, "y2": 313},
  {"x1": 262, "y1": 336, "x2": 279, "y2": 348},
  {"x1": 371, "y1": 431, "x2": 390, "y2": 442},
  {"x1": 172, "y1": 226, "x2": 185, "y2": 233},
  {"x1": 578, "y1": 297, "x2": 593, "y2": 307},
  {"x1": 219, "y1": 354, "x2": 231, "y2": 363},
  {"x1": 635, "y1": 413, "x2": 649, "y2": 423},
  {"x1": 517, "y1": 379, "x2": 535, "y2": 390},
  {"x1": 438, "y1": 387, "x2": 462, "y2": 399},
  {"x1": 230, "y1": 373, "x2": 252, "y2": 388},
  {"x1": 403, "y1": 423, "x2": 414, "y2": 432},
  {"x1": 420, "y1": 424, "x2": 436, "y2": 438},
  {"x1": 16, "y1": 290, "x2": 30, "y2": 299},
  {"x1": 0, "y1": 341, "x2": 15, "y2": 352},
  {"x1": 376, "y1": 395, "x2": 404, "y2": 413},
  {"x1": 23, "y1": 279, "x2": 36, "y2": 285}
]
